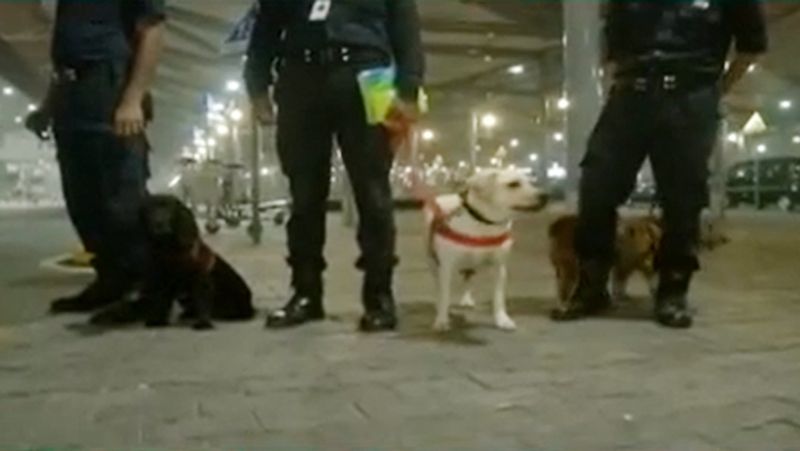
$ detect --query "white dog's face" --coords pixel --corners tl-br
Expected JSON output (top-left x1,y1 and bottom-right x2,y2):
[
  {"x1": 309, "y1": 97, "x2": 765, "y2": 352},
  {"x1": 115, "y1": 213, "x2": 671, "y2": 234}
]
[{"x1": 467, "y1": 169, "x2": 546, "y2": 213}]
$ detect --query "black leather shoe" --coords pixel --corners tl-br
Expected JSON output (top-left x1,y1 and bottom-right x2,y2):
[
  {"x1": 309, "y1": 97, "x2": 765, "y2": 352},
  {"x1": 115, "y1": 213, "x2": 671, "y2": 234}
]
[
  {"x1": 655, "y1": 270, "x2": 694, "y2": 329},
  {"x1": 265, "y1": 295, "x2": 325, "y2": 329},
  {"x1": 359, "y1": 309, "x2": 397, "y2": 332},
  {"x1": 51, "y1": 280, "x2": 113, "y2": 313},
  {"x1": 551, "y1": 260, "x2": 612, "y2": 322},
  {"x1": 359, "y1": 290, "x2": 398, "y2": 332},
  {"x1": 655, "y1": 299, "x2": 693, "y2": 329}
]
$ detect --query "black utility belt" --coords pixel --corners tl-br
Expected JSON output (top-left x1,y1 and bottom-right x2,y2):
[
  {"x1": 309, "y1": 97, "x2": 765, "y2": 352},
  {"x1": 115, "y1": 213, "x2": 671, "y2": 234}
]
[
  {"x1": 52, "y1": 61, "x2": 119, "y2": 83},
  {"x1": 283, "y1": 46, "x2": 389, "y2": 66},
  {"x1": 615, "y1": 73, "x2": 719, "y2": 93}
]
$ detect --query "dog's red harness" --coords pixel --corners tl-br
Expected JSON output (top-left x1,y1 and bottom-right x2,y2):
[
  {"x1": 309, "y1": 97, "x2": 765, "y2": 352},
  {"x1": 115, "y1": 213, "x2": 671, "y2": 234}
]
[{"x1": 431, "y1": 219, "x2": 512, "y2": 247}]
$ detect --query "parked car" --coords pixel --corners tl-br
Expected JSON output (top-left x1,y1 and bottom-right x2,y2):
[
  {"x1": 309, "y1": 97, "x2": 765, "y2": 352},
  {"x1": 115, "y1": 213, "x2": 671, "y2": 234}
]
[{"x1": 726, "y1": 157, "x2": 800, "y2": 211}]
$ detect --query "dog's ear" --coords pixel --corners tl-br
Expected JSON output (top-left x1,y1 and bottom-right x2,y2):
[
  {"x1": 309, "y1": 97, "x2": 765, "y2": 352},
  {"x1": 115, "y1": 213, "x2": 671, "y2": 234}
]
[
  {"x1": 172, "y1": 200, "x2": 200, "y2": 249},
  {"x1": 466, "y1": 170, "x2": 499, "y2": 201}
]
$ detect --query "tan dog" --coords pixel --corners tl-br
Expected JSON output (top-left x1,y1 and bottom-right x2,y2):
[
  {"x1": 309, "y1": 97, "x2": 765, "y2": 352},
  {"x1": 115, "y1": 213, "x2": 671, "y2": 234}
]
[{"x1": 548, "y1": 214, "x2": 661, "y2": 306}]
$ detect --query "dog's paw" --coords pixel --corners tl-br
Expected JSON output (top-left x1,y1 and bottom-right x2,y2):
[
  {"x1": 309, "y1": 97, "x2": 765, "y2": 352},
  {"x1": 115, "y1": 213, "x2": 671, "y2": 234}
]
[
  {"x1": 494, "y1": 314, "x2": 517, "y2": 331},
  {"x1": 458, "y1": 293, "x2": 476, "y2": 308},
  {"x1": 192, "y1": 320, "x2": 214, "y2": 331},
  {"x1": 432, "y1": 317, "x2": 451, "y2": 332}
]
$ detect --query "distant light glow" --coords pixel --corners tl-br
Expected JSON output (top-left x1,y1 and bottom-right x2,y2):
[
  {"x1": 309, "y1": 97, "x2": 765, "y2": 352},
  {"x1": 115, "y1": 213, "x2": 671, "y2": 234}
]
[
  {"x1": 225, "y1": 80, "x2": 242, "y2": 92},
  {"x1": 508, "y1": 64, "x2": 525, "y2": 75},
  {"x1": 421, "y1": 129, "x2": 436, "y2": 142},
  {"x1": 480, "y1": 113, "x2": 498, "y2": 129},
  {"x1": 779, "y1": 100, "x2": 793, "y2": 110},
  {"x1": 747, "y1": 64, "x2": 757, "y2": 73},
  {"x1": 756, "y1": 144, "x2": 767, "y2": 154},
  {"x1": 27, "y1": 104, "x2": 37, "y2": 112},
  {"x1": 168, "y1": 175, "x2": 182, "y2": 188},
  {"x1": 553, "y1": 132, "x2": 565, "y2": 142},
  {"x1": 216, "y1": 124, "x2": 230, "y2": 136},
  {"x1": 230, "y1": 109, "x2": 244, "y2": 122},
  {"x1": 556, "y1": 97, "x2": 571, "y2": 110},
  {"x1": 207, "y1": 138, "x2": 218, "y2": 147},
  {"x1": 2, "y1": 87, "x2": 13, "y2": 96},
  {"x1": 547, "y1": 163, "x2": 567, "y2": 180},
  {"x1": 793, "y1": 135, "x2": 800, "y2": 145},
  {"x1": 510, "y1": 138, "x2": 520, "y2": 148},
  {"x1": 727, "y1": 133, "x2": 740, "y2": 143},
  {"x1": 529, "y1": 153, "x2": 539, "y2": 163},
  {"x1": 14, "y1": 116, "x2": 23, "y2": 124}
]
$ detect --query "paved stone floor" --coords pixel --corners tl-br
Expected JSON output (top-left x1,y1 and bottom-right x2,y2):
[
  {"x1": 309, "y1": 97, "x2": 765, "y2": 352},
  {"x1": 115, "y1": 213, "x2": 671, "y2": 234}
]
[{"x1": 1, "y1": 208, "x2": 799, "y2": 450}]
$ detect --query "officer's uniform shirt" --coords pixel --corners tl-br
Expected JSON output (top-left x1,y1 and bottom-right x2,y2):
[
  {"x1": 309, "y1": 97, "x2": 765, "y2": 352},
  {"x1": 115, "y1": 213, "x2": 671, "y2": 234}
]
[
  {"x1": 245, "y1": 0, "x2": 424, "y2": 101},
  {"x1": 50, "y1": 0, "x2": 165, "y2": 132},
  {"x1": 52, "y1": 0, "x2": 166, "y2": 65},
  {"x1": 604, "y1": 0, "x2": 767, "y2": 76}
]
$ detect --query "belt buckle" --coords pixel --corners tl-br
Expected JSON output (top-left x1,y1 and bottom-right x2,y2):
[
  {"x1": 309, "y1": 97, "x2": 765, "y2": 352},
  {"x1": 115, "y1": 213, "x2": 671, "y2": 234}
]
[
  {"x1": 663, "y1": 75, "x2": 677, "y2": 91},
  {"x1": 52, "y1": 68, "x2": 78, "y2": 83}
]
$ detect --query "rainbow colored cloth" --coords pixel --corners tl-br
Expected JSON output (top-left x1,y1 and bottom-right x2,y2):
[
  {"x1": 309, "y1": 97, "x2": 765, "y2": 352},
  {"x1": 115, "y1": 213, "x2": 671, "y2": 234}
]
[{"x1": 357, "y1": 66, "x2": 428, "y2": 125}]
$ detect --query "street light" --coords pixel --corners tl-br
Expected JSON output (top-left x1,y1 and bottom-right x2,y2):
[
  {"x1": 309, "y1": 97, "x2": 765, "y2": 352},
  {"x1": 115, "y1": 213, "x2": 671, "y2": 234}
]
[
  {"x1": 225, "y1": 80, "x2": 242, "y2": 92},
  {"x1": 480, "y1": 113, "x2": 498, "y2": 129},
  {"x1": 216, "y1": 124, "x2": 230, "y2": 136},
  {"x1": 508, "y1": 64, "x2": 525, "y2": 75}
]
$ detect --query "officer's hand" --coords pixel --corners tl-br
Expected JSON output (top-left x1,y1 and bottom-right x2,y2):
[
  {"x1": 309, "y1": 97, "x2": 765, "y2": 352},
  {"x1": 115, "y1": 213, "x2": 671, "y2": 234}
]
[
  {"x1": 24, "y1": 109, "x2": 52, "y2": 141},
  {"x1": 389, "y1": 98, "x2": 420, "y2": 124},
  {"x1": 114, "y1": 99, "x2": 145, "y2": 137},
  {"x1": 252, "y1": 94, "x2": 276, "y2": 125}
]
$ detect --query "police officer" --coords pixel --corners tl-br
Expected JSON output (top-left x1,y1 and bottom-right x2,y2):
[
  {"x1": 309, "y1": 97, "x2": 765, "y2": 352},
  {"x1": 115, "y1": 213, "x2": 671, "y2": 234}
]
[
  {"x1": 26, "y1": 0, "x2": 166, "y2": 313},
  {"x1": 244, "y1": 0, "x2": 424, "y2": 332},
  {"x1": 552, "y1": 0, "x2": 767, "y2": 328}
]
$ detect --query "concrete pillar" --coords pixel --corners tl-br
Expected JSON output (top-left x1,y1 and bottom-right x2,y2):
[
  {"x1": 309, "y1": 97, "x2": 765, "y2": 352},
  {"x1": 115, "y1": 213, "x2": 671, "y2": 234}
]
[
  {"x1": 563, "y1": 0, "x2": 604, "y2": 207},
  {"x1": 709, "y1": 121, "x2": 729, "y2": 220}
]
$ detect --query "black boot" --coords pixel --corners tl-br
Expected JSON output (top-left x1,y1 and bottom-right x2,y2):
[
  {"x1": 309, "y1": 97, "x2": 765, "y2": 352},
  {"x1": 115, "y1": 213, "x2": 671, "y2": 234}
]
[
  {"x1": 50, "y1": 265, "x2": 131, "y2": 314},
  {"x1": 551, "y1": 260, "x2": 612, "y2": 321},
  {"x1": 655, "y1": 270, "x2": 694, "y2": 329},
  {"x1": 359, "y1": 267, "x2": 398, "y2": 332},
  {"x1": 265, "y1": 268, "x2": 324, "y2": 329}
]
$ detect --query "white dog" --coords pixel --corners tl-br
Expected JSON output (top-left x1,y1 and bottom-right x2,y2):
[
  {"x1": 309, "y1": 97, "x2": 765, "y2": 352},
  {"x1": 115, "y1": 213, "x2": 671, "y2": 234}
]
[{"x1": 424, "y1": 169, "x2": 546, "y2": 332}]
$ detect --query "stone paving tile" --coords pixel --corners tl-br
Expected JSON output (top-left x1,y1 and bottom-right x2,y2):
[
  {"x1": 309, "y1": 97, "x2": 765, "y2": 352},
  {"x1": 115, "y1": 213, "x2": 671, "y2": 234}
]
[{"x1": 1, "y1": 212, "x2": 800, "y2": 450}]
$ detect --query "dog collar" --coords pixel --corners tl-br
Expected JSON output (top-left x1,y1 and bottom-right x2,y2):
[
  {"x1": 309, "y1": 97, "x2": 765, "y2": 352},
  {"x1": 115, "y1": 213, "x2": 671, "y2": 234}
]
[
  {"x1": 433, "y1": 221, "x2": 512, "y2": 247},
  {"x1": 459, "y1": 192, "x2": 510, "y2": 226}
]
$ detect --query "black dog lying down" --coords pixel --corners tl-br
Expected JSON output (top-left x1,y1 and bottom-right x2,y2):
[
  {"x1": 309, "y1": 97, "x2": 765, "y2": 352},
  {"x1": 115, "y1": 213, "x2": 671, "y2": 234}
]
[{"x1": 91, "y1": 195, "x2": 255, "y2": 330}]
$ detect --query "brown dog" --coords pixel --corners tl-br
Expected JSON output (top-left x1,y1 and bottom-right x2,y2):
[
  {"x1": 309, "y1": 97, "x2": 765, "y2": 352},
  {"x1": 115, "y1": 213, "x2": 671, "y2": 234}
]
[{"x1": 548, "y1": 214, "x2": 661, "y2": 306}]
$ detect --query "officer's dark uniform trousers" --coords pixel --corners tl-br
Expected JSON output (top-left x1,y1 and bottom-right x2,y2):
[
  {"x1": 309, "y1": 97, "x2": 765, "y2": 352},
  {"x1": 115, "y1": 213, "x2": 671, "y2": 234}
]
[
  {"x1": 51, "y1": 61, "x2": 149, "y2": 282},
  {"x1": 576, "y1": 80, "x2": 720, "y2": 272},
  {"x1": 275, "y1": 56, "x2": 396, "y2": 278}
]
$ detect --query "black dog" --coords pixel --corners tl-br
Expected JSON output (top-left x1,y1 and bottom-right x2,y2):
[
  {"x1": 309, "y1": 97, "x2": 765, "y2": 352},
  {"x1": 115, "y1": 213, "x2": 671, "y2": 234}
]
[{"x1": 91, "y1": 195, "x2": 255, "y2": 330}]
